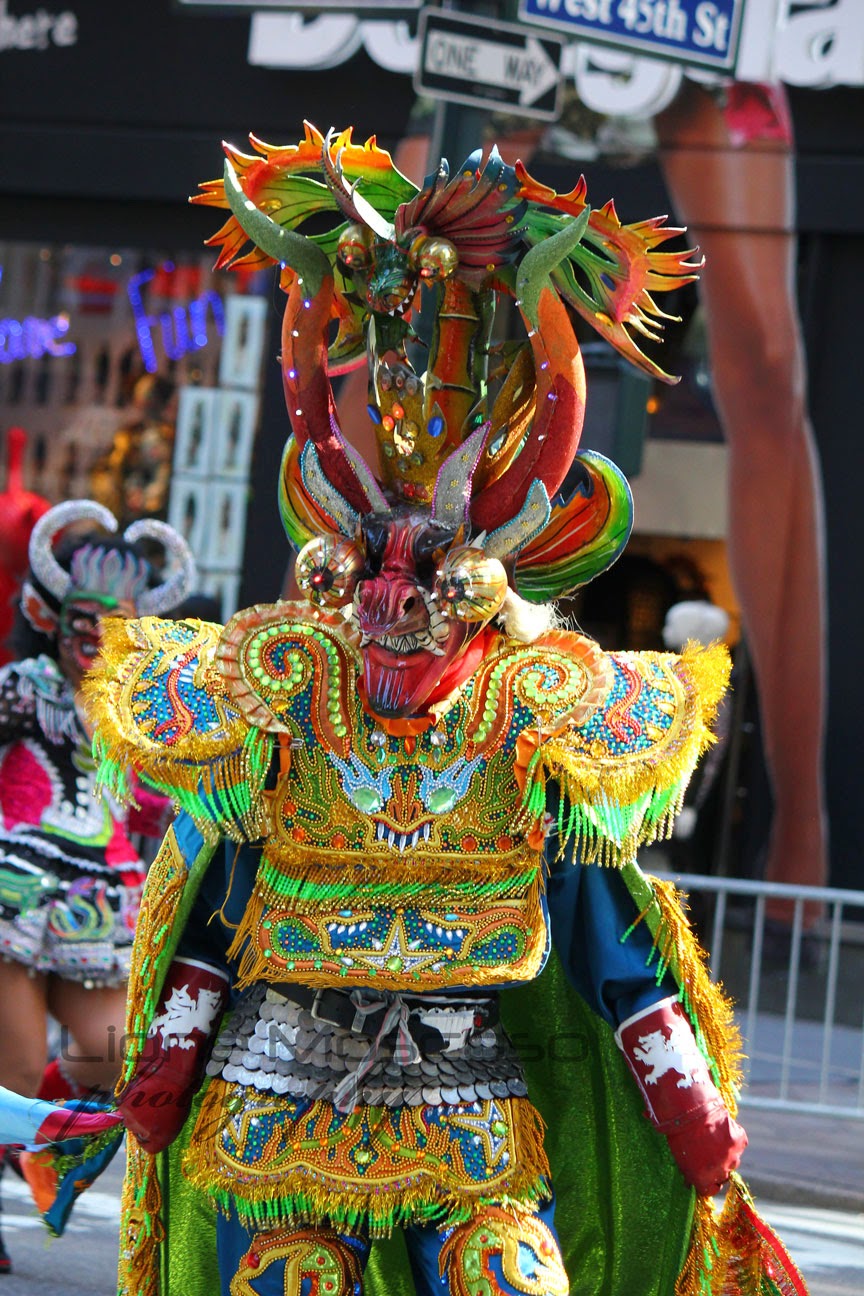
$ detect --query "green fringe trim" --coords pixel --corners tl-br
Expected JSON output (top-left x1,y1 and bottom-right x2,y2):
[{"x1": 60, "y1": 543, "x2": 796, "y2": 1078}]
[
  {"x1": 201, "y1": 1179, "x2": 551, "y2": 1240},
  {"x1": 95, "y1": 725, "x2": 274, "y2": 843},
  {"x1": 257, "y1": 860, "x2": 540, "y2": 909}
]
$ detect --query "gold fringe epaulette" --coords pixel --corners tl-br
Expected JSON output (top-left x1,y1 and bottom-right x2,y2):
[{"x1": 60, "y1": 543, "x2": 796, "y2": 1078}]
[
  {"x1": 84, "y1": 616, "x2": 272, "y2": 841},
  {"x1": 522, "y1": 641, "x2": 730, "y2": 866}
]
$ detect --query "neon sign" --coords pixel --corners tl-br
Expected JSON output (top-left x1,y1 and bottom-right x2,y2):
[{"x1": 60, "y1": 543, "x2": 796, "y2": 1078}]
[
  {"x1": 128, "y1": 268, "x2": 225, "y2": 374},
  {"x1": 0, "y1": 265, "x2": 77, "y2": 363},
  {"x1": 0, "y1": 310, "x2": 75, "y2": 366}
]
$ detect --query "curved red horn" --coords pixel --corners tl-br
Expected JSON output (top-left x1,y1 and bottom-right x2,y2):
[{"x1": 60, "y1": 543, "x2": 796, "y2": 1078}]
[
  {"x1": 281, "y1": 256, "x2": 386, "y2": 517},
  {"x1": 470, "y1": 291, "x2": 585, "y2": 534},
  {"x1": 221, "y1": 153, "x2": 383, "y2": 518}
]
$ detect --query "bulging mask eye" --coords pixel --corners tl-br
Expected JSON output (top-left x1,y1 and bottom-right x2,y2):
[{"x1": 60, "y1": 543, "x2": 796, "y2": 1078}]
[
  {"x1": 408, "y1": 235, "x2": 459, "y2": 283},
  {"x1": 295, "y1": 536, "x2": 364, "y2": 608},
  {"x1": 434, "y1": 546, "x2": 508, "y2": 623},
  {"x1": 337, "y1": 223, "x2": 374, "y2": 271}
]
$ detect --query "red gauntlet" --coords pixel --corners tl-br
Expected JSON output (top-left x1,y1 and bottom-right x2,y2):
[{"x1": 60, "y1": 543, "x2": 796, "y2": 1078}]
[
  {"x1": 117, "y1": 957, "x2": 230, "y2": 1155},
  {"x1": 616, "y1": 996, "x2": 747, "y2": 1196}
]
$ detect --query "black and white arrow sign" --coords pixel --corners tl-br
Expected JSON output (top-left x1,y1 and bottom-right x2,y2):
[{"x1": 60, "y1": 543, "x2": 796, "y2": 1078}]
[{"x1": 416, "y1": 8, "x2": 564, "y2": 121}]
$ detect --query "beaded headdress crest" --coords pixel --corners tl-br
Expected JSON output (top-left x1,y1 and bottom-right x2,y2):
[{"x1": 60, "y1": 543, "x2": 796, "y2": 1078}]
[
  {"x1": 21, "y1": 500, "x2": 197, "y2": 635},
  {"x1": 195, "y1": 122, "x2": 699, "y2": 603}
]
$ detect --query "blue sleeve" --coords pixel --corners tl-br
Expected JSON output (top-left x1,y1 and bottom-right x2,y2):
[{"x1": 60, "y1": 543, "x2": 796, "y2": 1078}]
[
  {"x1": 174, "y1": 841, "x2": 259, "y2": 994},
  {"x1": 544, "y1": 785, "x2": 677, "y2": 1027}
]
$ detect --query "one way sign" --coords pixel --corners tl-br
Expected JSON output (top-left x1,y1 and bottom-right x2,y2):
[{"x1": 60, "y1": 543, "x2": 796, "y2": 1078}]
[{"x1": 416, "y1": 8, "x2": 564, "y2": 121}]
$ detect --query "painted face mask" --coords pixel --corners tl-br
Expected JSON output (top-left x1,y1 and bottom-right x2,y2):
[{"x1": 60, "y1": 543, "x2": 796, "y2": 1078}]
[
  {"x1": 58, "y1": 592, "x2": 131, "y2": 683},
  {"x1": 295, "y1": 511, "x2": 509, "y2": 716}
]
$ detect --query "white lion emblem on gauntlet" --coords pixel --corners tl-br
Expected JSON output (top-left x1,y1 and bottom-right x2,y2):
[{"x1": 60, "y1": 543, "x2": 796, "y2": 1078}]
[
  {"x1": 148, "y1": 984, "x2": 224, "y2": 1050},
  {"x1": 632, "y1": 1022, "x2": 711, "y2": 1089}
]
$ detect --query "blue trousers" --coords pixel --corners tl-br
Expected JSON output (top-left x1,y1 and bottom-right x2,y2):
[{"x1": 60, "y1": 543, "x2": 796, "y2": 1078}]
[{"x1": 216, "y1": 1196, "x2": 566, "y2": 1295}]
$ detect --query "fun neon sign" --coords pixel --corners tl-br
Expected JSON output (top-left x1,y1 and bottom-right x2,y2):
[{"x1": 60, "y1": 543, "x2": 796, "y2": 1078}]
[{"x1": 128, "y1": 268, "x2": 225, "y2": 373}]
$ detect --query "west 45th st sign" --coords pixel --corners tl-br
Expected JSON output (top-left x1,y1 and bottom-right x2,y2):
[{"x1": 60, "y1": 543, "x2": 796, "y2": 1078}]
[
  {"x1": 520, "y1": 0, "x2": 745, "y2": 73},
  {"x1": 416, "y1": 8, "x2": 564, "y2": 121}
]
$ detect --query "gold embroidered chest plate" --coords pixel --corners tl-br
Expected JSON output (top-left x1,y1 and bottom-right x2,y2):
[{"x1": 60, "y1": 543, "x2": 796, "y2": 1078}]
[{"x1": 220, "y1": 611, "x2": 610, "y2": 992}]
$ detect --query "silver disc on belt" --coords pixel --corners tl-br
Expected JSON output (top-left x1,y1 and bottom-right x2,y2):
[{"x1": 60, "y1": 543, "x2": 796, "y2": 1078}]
[
  {"x1": 421, "y1": 1085, "x2": 442, "y2": 1106},
  {"x1": 490, "y1": 1081, "x2": 510, "y2": 1099},
  {"x1": 458, "y1": 1083, "x2": 478, "y2": 1103},
  {"x1": 507, "y1": 1077, "x2": 528, "y2": 1097},
  {"x1": 473, "y1": 1082, "x2": 493, "y2": 1101},
  {"x1": 404, "y1": 1087, "x2": 425, "y2": 1107}
]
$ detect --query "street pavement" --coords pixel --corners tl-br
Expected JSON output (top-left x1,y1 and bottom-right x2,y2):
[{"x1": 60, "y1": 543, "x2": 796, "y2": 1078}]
[
  {"x1": 741, "y1": 1104, "x2": 864, "y2": 1213},
  {"x1": 1, "y1": 1109, "x2": 862, "y2": 1295}
]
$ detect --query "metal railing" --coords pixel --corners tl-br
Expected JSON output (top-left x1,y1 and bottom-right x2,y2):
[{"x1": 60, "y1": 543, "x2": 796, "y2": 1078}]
[{"x1": 652, "y1": 871, "x2": 864, "y2": 1120}]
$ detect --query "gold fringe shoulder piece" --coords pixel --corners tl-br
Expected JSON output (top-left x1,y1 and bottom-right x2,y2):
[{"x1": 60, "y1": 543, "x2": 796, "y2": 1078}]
[
  {"x1": 521, "y1": 641, "x2": 731, "y2": 865},
  {"x1": 84, "y1": 615, "x2": 271, "y2": 840}
]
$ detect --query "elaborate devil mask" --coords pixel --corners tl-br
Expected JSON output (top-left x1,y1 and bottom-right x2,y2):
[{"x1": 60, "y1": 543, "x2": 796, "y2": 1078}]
[
  {"x1": 198, "y1": 124, "x2": 697, "y2": 718},
  {"x1": 295, "y1": 510, "x2": 509, "y2": 716}
]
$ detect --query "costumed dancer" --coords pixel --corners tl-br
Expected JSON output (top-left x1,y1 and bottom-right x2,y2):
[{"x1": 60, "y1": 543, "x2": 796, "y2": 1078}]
[
  {"x1": 0, "y1": 501, "x2": 195, "y2": 1271},
  {"x1": 8, "y1": 126, "x2": 808, "y2": 1295},
  {"x1": 0, "y1": 427, "x2": 50, "y2": 667}
]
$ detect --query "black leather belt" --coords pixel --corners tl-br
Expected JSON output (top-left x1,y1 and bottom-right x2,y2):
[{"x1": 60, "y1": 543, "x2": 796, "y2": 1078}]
[{"x1": 271, "y1": 984, "x2": 498, "y2": 1058}]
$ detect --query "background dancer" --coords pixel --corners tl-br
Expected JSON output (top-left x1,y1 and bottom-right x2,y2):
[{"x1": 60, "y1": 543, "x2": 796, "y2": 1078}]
[{"x1": 0, "y1": 500, "x2": 194, "y2": 1273}]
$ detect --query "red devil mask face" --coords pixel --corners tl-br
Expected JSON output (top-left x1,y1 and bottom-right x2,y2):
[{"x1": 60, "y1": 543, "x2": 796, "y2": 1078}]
[{"x1": 294, "y1": 512, "x2": 509, "y2": 718}]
